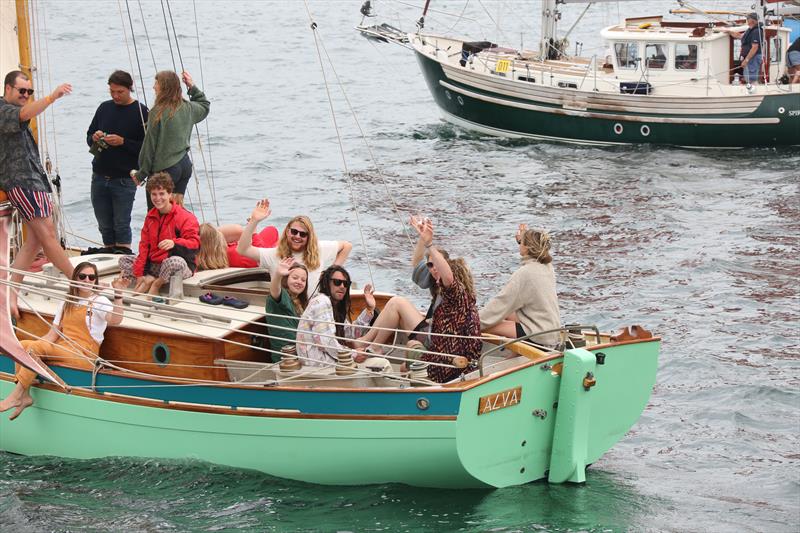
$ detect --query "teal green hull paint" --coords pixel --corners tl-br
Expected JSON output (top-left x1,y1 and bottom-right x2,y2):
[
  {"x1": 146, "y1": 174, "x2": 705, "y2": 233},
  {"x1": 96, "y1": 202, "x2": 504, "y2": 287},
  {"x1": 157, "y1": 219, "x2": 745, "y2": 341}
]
[
  {"x1": 548, "y1": 348, "x2": 597, "y2": 483},
  {"x1": 454, "y1": 340, "x2": 660, "y2": 487},
  {"x1": 455, "y1": 360, "x2": 560, "y2": 488},
  {"x1": 0, "y1": 339, "x2": 660, "y2": 488},
  {"x1": 415, "y1": 52, "x2": 800, "y2": 147},
  {"x1": 0, "y1": 381, "x2": 477, "y2": 488}
]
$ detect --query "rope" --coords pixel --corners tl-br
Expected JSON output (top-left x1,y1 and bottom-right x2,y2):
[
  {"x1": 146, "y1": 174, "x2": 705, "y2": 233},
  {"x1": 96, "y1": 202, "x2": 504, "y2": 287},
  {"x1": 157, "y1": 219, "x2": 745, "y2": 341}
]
[
  {"x1": 192, "y1": 0, "x2": 219, "y2": 226},
  {"x1": 136, "y1": 0, "x2": 158, "y2": 72},
  {"x1": 316, "y1": 30, "x2": 414, "y2": 248},
  {"x1": 159, "y1": 0, "x2": 178, "y2": 71},
  {"x1": 124, "y1": 0, "x2": 149, "y2": 109},
  {"x1": 116, "y1": 0, "x2": 148, "y2": 132},
  {"x1": 302, "y1": 1, "x2": 376, "y2": 289}
]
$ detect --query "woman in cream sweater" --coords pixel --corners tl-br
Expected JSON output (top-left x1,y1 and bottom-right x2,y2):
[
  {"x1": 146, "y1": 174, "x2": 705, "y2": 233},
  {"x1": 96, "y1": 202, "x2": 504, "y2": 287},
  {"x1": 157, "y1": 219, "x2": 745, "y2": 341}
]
[{"x1": 479, "y1": 224, "x2": 561, "y2": 346}]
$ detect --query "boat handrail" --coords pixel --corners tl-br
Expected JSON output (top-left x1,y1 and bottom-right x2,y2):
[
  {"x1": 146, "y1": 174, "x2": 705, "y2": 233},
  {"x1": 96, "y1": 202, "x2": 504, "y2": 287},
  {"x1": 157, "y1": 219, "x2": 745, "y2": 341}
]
[{"x1": 478, "y1": 325, "x2": 602, "y2": 377}]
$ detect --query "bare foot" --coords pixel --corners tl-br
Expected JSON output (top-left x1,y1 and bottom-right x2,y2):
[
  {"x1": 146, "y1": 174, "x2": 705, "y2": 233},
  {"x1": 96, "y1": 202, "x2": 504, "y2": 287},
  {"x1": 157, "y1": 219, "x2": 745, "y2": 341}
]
[{"x1": 0, "y1": 384, "x2": 33, "y2": 420}]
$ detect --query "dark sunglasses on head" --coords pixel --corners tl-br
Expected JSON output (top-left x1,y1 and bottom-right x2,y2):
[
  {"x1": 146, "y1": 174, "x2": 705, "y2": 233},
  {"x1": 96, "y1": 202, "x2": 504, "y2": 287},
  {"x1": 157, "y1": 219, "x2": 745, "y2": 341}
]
[
  {"x1": 15, "y1": 87, "x2": 34, "y2": 96},
  {"x1": 289, "y1": 228, "x2": 309, "y2": 238},
  {"x1": 330, "y1": 278, "x2": 351, "y2": 288},
  {"x1": 78, "y1": 273, "x2": 97, "y2": 281}
]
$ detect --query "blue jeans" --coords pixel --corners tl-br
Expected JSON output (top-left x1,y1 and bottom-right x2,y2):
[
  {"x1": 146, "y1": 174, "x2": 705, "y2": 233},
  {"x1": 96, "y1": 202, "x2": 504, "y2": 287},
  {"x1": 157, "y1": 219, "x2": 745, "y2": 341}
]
[
  {"x1": 91, "y1": 173, "x2": 137, "y2": 245},
  {"x1": 743, "y1": 54, "x2": 762, "y2": 84},
  {"x1": 146, "y1": 153, "x2": 192, "y2": 210}
]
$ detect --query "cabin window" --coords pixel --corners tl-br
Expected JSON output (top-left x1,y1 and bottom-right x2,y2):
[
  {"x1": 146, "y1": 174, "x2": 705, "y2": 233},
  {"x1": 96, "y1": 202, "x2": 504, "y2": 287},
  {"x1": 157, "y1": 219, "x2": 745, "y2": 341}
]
[
  {"x1": 770, "y1": 37, "x2": 781, "y2": 63},
  {"x1": 615, "y1": 42, "x2": 639, "y2": 69},
  {"x1": 675, "y1": 44, "x2": 698, "y2": 70},
  {"x1": 644, "y1": 43, "x2": 667, "y2": 70}
]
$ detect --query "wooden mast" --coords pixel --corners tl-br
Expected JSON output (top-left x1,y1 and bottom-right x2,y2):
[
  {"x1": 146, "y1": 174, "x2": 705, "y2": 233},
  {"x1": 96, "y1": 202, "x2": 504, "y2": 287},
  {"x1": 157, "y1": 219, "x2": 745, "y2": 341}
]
[{"x1": 14, "y1": 0, "x2": 37, "y2": 140}]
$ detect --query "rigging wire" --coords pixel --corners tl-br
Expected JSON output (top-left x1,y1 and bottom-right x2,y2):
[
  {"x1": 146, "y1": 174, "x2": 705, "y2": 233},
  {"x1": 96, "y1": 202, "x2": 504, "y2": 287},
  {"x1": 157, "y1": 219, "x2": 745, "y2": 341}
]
[
  {"x1": 192, "y1": 0, "x2": 220, "y2": 225},
  {"x1": 136, "y1": 0, "x2": 158, "y2": 72},
  {"x1": 302, "y1": 0, "x2": 376, "y2": 289},
  {"x1": 159, "y1": 0, "x2": 178, "y2": 71},
  {"x1": 116, "y1": 0, "x2": 148, "y2": 133},
  {"x1": 124, "y1": 0, "x2": 149, "y2": 109}
]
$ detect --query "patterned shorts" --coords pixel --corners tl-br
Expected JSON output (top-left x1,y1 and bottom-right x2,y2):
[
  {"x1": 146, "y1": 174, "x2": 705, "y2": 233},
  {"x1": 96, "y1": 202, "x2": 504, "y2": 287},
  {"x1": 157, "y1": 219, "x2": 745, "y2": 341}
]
[{"x1": 6, "y1": 187, "x2": 52, "y2": 221}]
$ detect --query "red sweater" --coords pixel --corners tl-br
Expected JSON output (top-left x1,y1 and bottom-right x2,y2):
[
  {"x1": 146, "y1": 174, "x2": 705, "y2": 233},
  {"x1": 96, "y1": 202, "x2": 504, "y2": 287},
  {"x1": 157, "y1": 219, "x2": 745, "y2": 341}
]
[{"x1": 133, "y1": 202, "x2": 200, "y2": 277}]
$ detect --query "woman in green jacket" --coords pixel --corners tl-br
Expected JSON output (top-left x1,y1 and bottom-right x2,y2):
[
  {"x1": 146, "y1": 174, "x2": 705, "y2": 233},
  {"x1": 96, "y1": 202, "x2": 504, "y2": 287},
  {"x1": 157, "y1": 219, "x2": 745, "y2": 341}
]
[{"x1": 132, "y1": 70, "x2": 210, "y2": 209}]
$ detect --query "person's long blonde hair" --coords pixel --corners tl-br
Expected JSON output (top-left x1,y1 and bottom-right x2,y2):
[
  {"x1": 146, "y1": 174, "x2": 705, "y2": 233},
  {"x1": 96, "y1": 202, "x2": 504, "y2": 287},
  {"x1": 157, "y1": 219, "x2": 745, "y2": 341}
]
[
  {"x1": 521, "y1": 228, "x2": 553, "y2": 264},
  {"x1": 150, "y1": 70, "x2": 183, "y2": 125},
  {"x1": 197, "y1": 223, "x2": 229, "y2": 270},
  {"x1": 277, "y1": 216, "x2": 320, "y2": 271}
]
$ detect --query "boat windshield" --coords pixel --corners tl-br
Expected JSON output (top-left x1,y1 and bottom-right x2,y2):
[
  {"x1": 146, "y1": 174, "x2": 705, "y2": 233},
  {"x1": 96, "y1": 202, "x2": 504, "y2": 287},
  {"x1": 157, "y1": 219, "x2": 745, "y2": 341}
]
[{"x1": 614, "y1": 42, "x2": 638, "y2": 69}]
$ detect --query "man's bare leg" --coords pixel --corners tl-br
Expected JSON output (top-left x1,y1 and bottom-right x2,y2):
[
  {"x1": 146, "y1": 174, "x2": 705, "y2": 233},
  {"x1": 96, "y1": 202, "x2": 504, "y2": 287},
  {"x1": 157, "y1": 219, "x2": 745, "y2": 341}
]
[
  {"x1": 24, "y1": 217, "x2": 73, "y2": 278},
  {"x1": 8, "y1": 228, "x2": 44, "y2": 319},
  {"x1": 0, "y1": 382, "x2": 34, "y2": 420}
]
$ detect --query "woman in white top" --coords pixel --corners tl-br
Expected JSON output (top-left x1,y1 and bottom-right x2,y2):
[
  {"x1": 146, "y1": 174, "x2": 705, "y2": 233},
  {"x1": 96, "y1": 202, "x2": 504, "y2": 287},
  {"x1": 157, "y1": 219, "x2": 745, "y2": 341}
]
[
  {"x1": 0, "y1": 261, "x2": 126, "y2": 420},
  {"x1": 237, "y1": 198, "x2": 352, "y2": 295}
]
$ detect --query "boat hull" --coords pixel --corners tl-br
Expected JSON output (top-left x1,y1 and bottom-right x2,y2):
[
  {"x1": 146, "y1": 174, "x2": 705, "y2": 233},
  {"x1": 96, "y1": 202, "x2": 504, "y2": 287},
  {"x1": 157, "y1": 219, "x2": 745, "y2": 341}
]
[
  {"x1": 414, "y1": 51, "x2": 800, "y2": 148},
  {"x1": 0, "y1": 339, "x2": 659, "y2": 488}
]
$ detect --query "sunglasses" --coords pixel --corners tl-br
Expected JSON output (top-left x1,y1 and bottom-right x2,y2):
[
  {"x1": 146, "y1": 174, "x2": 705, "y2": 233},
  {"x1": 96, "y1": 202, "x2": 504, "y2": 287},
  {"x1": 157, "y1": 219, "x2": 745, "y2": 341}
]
[
  {"x1": 77, "y1": 273, "x2": 97, "y2": 281},
  {"x1": 289, "y1": 228, "x2": 309, "y2": 238},
  {"x1": 15, "y1": 87, "x2": 34, "y2": 96},
  {"x1": 330, "y1": 278, "x2": 351, "y2": 288}
]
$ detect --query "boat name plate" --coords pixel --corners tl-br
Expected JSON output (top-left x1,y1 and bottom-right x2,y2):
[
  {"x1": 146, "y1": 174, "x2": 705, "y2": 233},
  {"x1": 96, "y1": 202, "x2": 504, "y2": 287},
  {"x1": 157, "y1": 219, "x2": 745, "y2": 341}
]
[{"x1": 478, "y1": 386, "x2": 522, "y2": 415}]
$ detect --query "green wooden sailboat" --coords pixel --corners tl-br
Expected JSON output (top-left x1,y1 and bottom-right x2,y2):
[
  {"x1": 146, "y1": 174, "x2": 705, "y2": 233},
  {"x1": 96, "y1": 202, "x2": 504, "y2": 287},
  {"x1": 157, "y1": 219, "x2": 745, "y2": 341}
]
[{"x1": 1, "y1": 0, "x2": 660, "y2": 489}]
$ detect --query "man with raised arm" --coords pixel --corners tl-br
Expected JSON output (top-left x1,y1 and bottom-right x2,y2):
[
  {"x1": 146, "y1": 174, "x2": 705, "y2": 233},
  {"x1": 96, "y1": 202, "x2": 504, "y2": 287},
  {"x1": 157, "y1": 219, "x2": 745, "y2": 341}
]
[{"x1": 0, "y1": 70, "x2": 74, "y2": 317}]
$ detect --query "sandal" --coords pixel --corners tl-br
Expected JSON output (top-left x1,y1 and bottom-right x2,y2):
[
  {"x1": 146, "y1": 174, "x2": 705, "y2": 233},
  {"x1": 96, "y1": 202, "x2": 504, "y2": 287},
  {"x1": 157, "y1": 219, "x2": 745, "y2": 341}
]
[
  {"x1": 222, "y1": 296, "x2": 249, "y2": 309},
  {"x1": 199, "y1": 293, "x2": 223, "y2": 305}
]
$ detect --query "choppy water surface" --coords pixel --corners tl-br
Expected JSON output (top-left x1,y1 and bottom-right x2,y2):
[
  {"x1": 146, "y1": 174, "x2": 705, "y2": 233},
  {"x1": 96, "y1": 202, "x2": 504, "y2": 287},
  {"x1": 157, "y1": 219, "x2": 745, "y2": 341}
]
[{"x1": 1, "y1": 1, "x2": 798, "y2": 531}]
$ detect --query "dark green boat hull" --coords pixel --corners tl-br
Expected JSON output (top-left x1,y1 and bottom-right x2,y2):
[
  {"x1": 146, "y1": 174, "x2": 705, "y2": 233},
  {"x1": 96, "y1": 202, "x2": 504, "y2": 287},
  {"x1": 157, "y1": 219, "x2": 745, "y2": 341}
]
[{"x1": 415, "y1": 51, "x2": 800, "y2": 148}]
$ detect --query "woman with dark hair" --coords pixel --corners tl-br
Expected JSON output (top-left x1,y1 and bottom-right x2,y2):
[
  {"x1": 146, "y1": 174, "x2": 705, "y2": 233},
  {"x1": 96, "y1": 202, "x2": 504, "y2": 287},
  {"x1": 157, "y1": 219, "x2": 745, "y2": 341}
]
[
  {"x1": 265, "y1": 257, "x2": 309, "y2": 361},
  {"x1": 0, "y1": 262, "x2": 127, "y2": 420},
  {"x1": 479, "y1": 224, "x2": 562, "y2": 347},
  {"x1": 295, "y1": 265, "x2": 375, "y2": 366},
  {"x1": 132, "y1": 70, "x2": 210, "y2": 208},
  {"x1": 86, "y1": 70, "x2": 148, "y2": 255}
]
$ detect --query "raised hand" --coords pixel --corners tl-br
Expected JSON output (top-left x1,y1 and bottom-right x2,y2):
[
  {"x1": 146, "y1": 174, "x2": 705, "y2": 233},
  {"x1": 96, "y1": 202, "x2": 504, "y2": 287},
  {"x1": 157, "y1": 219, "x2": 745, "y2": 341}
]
[
  {"x1": 363, "y1": 283, "x2": 376, "y2": 311},
  {"x1": 516, "y1": 223, "x2": 528, "y2": 244},
  {"x1": 276, "y1": 256, "x2": 294, "y2": 277},
  {"x1": 50, "y1": 83, "x2": 72, "y2": 101},
  {"x1": 250, "y1": 199, "x2": 271, "y2": 224},
  {"x1": 181, "y1": 71, "x2": 194, "y2": 89}
]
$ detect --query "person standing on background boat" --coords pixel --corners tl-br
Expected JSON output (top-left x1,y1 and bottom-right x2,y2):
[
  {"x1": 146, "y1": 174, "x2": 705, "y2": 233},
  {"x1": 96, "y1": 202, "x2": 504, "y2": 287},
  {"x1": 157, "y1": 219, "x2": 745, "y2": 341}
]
[
  {"x1": 727, "y1": 13, "x2": 764, "y2": 85},
  {"x1": 0, "y1": 70, "x2": 75, "y2": 319},
  {"x1": 237, "y1": 199, "x2": 352, "y2": 296},
  {"x1": 787, "y1": 37, "x2": 800, "y2": 84},
  {"x1": 131, "y1": 70, "x2": 209, "y2": 209},
  {"x1": 0, "y1": 261, "x2": 127, "y2": 420},
  {"x1": 86, "y1": 70, "x2": 148, "y2": 255},
  {"x1": 479, "y1": 224, "x2": 562, "y2": 347},
  {"x1": 119, "y1": 172, "x2": 199, "y2": 300}
]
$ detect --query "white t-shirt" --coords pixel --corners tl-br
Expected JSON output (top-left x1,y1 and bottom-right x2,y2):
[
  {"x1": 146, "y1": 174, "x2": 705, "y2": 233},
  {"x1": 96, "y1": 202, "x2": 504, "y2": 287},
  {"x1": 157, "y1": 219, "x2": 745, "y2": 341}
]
[
  {"x1": 53, "y1": 295, "x2": 114, "y2": 345},
  {"x1": 258, "y1": 240, "x2": 340, "y2": 297}
]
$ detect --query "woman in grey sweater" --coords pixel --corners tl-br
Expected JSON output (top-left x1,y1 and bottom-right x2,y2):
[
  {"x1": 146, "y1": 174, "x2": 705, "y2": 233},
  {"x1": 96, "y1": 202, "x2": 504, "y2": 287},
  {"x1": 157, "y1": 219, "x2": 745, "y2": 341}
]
[{"x1": 479, "y1": 225, "x2": 561, "y2": 346}]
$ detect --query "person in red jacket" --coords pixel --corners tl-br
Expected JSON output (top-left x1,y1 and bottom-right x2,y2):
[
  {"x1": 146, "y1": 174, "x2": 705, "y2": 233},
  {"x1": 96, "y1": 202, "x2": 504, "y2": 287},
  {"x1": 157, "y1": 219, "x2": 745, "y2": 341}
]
[{"x1": 118, "y1": 172, "x2": 199, "y2": 300}]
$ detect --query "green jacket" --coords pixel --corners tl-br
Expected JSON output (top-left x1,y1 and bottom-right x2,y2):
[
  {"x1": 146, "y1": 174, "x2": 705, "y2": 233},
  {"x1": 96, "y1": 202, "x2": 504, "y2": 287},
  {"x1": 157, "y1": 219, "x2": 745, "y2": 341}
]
[{"x1": 136, "y1": 85, "x2": 210, "y2": 180}]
